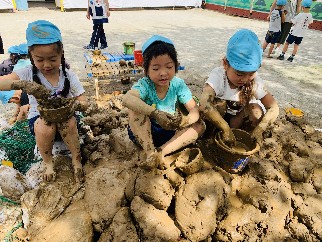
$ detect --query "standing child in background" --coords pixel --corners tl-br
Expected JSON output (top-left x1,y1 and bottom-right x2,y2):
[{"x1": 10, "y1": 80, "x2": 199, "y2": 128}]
[
  {"x1": 262, "y1": 0, "x2": 286, "y2": 58},
  {"x1": 200, "y1": 29, "x2": 279, "y2": 145},
  {"x1": 122, "y1": 35, "x2": 205, "y2": 169},
  {"x1": 269, "y1": 0, "x2": 301, "y2": 54},
  {"x1": 84, "y1": 0, "x2": 110, "y2": 50},
  {"x1": 277, "y1": 0, "x2": 313, "y2": 62},
  {"x1": 0, "y1": 20, "x2": 88, "y2": 182}
]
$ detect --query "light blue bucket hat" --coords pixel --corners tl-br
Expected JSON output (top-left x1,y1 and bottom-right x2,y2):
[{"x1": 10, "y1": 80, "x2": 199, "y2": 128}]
[
  {"x1": 26, "y1": 20, "x2": 62, "y2": 47},
  {"x1": 8, "y1": 45, "x2": 20, "y2": 54},
  {"x1": 226, "y1": 29, "x2": 263, "y2": 72},
  {"x1": 142, "y1": 35, "x2": 174, "y2": 54},
  {"x1": 276, "y1": 0, "x2": 287, "y2": 6},
  {"x1": 18, "y1": 43, "x2": 28, "y2": 55},
  {"x1": 302, "y1": 0, "x2": 312, "y2": 7},
  {"x1": 0, "y1": 90, "x2": 15, "y2": 104}
]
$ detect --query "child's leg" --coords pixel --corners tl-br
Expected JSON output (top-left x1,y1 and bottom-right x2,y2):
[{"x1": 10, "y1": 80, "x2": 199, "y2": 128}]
[
  {"x1": 90, "y1": 23, "x2": 100, "y2": 48},
  {"x1": 282, "y1": 42, "x2": 289, "y2": 54},
  {"x1": 160, "y1": 120, "x2": 205, "y2": 158},
  {"x1": 292, "y1": 44, "x2": 299, "y2": 56},
  {"x1": 262, "y1": 41, "x2": 268, "y2": 52},
  {"x1": 128, "y1": 110, "x2": 156, "y2": 160},
  {"x1": 267, "y1": 44, "x2": 275, "y2": 57},
  {"x1": 57, "y1": 117, "x2": 83, "y2": 182},
  {"x1": 98, "y1": 24, "x2": 107, "y2": 48},
  {"x1": 34, "y1": 118, "x2": 56, "y2": 181}
]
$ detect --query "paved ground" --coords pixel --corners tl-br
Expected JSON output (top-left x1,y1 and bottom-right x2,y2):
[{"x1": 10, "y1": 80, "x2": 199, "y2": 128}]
[{"x1": 0, "y1": 2, "x2": 321, "y2": 128}]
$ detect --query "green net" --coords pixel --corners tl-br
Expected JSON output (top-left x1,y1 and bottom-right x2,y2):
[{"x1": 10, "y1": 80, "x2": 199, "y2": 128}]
[{"x1": 0, "y1": 120, "x2": 39, "y2": 174}]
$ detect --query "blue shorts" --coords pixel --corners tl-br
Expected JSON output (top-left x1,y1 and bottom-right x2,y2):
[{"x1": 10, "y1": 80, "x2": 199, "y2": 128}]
[
  {"x1": 28, "y1": 115, "x2": 81, "y2": 141},
  {"x1": 286, "y1": 34, "x2": 303, "y2": 45},
  {"x1": 265, "y1": 31, "x2": 281, "y2": 44},
  {"x1": 128, "y1": 119, "x2": 176, "y2": 148}
]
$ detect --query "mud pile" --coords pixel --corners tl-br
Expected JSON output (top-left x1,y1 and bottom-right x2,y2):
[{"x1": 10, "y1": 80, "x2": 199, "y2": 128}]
[{"x1": 1, "y1": 93, "x2": 321, "y2": 242}]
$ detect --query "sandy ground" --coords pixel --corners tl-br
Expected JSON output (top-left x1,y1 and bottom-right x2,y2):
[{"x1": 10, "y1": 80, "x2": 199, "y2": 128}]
[{"x1": 0, "y1": 2, "x2": 321, "y2": 128}]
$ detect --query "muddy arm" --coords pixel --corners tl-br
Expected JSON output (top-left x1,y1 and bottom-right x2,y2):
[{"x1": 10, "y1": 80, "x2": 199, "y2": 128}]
[
  {"x1": 252, "y1": 94, "x2": 279, "y2": 142},
  {"x1": 122, "y1": 89, "x2": 155, "y2": 116},
  {"x1": 11, "y1": 80, "x2": 51, "y2": 100},
  {"x1": 200, "y1": 84, "x2": 235, "y2": 144}
]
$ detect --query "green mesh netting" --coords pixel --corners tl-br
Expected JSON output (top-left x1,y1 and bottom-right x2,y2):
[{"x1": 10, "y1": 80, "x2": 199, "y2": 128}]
[{"x1": 0, "y1": 120, "x2": 39, "y2": 174}]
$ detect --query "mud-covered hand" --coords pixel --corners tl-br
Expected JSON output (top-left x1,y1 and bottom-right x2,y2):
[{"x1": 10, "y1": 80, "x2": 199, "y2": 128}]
[
  {"x1": 150, "y1": 109, "x2": 178, "y2": 130},
  {"x1": 11, "y1": 81, "x2": 51, "y2": 100},
  {"x1": 171, "y1": 110, "x2": 191, "y2": 129},
  {"x1": 251, "y1": 126, "x2": 264, "y2": 144},
  {"x1": 71, "y1": 99, "x2": 87, "y2": 113},
  {"x1": 221, "y1": 127, "x2": 236, "y2": 147}
]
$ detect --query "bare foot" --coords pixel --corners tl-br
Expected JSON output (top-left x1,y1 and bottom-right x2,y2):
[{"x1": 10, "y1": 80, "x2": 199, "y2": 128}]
[
  {"x1": 73, "y1": 161, "x2": 84, "y2": 183},
  {"x1": 42, "y1": 161, "x2": 56, "y2": 182}
]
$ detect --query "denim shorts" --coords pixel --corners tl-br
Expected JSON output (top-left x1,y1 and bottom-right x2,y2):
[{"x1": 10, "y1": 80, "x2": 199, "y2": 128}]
[
  {"x1": 128, "y1": 119, "x2": 176, "y2": 148},
  {"x1": 28, "y1": 115, "x2": 81, "y2": 141}
]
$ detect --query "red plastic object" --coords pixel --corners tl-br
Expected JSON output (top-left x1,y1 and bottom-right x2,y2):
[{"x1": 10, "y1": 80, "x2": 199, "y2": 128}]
[{"x1": 134, "y1": 50, "x2": 143, "y2": 66}]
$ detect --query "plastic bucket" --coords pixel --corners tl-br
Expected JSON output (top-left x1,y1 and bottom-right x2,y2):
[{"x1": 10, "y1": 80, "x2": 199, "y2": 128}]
[
  {"x1": 134, "y1": 50, "x2": 143, "y2": 66},
  {"x1": 123, "y1": 42, "x2": 135, "y2": 55},
  {"x1": 214, "y1": 129, "x2": 260, "y2": 173}
]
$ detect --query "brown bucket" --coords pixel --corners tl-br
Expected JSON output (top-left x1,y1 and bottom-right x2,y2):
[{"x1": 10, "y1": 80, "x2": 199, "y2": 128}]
[{"x1": 214, "y1": 129, "x2": 260, "y2": 173}]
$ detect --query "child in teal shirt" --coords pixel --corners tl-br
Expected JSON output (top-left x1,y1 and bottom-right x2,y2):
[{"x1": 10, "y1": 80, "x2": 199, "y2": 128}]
[{"x1": 123, "y1": 35, "x2": 205, "y2": 169}]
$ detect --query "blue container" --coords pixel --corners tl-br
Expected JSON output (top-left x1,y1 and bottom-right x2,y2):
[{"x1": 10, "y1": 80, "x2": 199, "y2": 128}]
[{"x1": 16, "y1": 0, "x2": 28, "y2": 11}]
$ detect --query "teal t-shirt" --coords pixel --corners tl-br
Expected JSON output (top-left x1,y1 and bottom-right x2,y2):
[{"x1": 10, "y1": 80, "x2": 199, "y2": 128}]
[{"x1": 132, "y1": 76, "x2": 193, "y2": 115}]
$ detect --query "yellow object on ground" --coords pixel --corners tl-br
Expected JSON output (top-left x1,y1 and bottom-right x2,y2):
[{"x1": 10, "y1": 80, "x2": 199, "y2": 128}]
[
  {"x1": 1, "y1": 160, "x2": 13, "y2": 167},
  {"x1": 284, "y1": 107, "x2": 304, "y2": 118}
]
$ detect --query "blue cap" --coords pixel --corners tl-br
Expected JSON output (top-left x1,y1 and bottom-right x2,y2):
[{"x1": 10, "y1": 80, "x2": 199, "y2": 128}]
[
  {"x1": 8, "y1": 45, "x2": 20, "y2": 54},
  {"x1": 0, "y1": 90, "x2": 15, "y2": 104},
  {"x1": 226, "y1": 29, "x2": 262, "y2": 72},
  {"x1": 142, "y1": 35, "x2": 174, "y2": 54},
  {"x1": 18, "y1": 43, "x2": 28, "y2": 55},
  {"x1": 276, "y1": 0, "x2": 287, "y2": 6},
  {"x1": 26, "y1": 20, "x2": 62, "y2": 47},
  {"x1": 302, "y1": 0, "x2": 312, "y2": 7}
]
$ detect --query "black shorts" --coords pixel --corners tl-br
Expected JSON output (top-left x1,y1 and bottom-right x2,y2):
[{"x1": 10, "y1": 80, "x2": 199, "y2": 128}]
[
  {"x1": 265, "y1": 31, "x2": 281, "y2": 44},
  {"x1": 286, "y1": 34, "x2": 303, "y2": 45},
  {"x1": 20, "y1": 92, "x2": 29, "y2": 106}
]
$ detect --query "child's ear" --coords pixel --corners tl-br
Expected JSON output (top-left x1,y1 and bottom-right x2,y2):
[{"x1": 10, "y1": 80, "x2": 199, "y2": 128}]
[{"x1": 223, "y1": 58, "x2": 229, "y2": 71}]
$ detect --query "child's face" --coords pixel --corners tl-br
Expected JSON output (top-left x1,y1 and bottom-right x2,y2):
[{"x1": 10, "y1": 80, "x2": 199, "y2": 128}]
[
  {"x1": 224, "y1": 61, "x2": 257, "y2": 88},
  {"x1": 29, "y1": 43, "x2": 62, "y2": 77},
  {"x1": 147, "y1": 54, "x2": 176, "y2": 88}
]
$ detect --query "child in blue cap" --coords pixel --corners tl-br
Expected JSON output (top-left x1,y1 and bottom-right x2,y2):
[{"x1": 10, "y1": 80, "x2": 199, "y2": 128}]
[
  {"x1": 277, "y1": 0, "x2": 313, "y2": 62},
  {"x1": 122, "y1": 35, "x2": 205, "y2": 169},
  {"x1": 262, "y1": 0, "x2": 286, "y2": 58},
  {"x1": 200, "y1": 29, "x2": 279, "y2": 145},
  {"x1": 0, "y1": 20, "x2": 88, "y2": 182},
  {"x1": 84, "y1": 0, "x2": 110, "y2": 50}
]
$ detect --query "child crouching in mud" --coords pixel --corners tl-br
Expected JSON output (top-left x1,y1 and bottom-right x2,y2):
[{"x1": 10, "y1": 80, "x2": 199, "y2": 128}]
[
  {"x1": 122, "y1": 35, "x2": 205, "y2": 169},
  {"x1": 0, "y1": 20, "x2": 88, "y2": 182},
  {"x1": 200, "y1": 29, "x2": 279, "y2": 146}
]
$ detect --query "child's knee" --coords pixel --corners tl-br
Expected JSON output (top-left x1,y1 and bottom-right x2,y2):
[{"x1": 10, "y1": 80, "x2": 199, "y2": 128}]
[
  {"x1": 248, "y1": 104, "x2": 263, "y2": 126},
  {"x1": 193, "y1": 120, "x2": 206, "y2": 136}
]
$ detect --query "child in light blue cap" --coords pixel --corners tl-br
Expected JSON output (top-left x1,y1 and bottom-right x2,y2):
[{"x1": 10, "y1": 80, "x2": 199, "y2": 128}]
[
  {"x1": 123, "y1": 35, "x2": 205, "y2": 169},
  {"x1": 0, "y1": 20, "x2": 88, "y2": 183},
  {"x1": 262, "y1": 0, "x2": 286, "y2": 58},
  {"x1": 200, "y1": 29, "x2": 279, "y2": 145},
  {"x1": 277, "y1": 0, "x2": 313, "y2": 62}
]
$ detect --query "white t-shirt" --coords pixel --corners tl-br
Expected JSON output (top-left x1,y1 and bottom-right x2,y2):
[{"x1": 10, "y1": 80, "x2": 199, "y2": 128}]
[
  {"x1": 205, "y1": 67, "x2": 268, "y2": 115},
  {"x1": 14, "y1": 66, "x2": 85, "y2": 119},
  {"x1": 269, "y1": 9, "x2": 282, "y2": 32},
  {"x1": 289, "y1": 12, "x2": 313, "y2": 37},
  {"x1": 284, "y1": 0, "x2": 299, "y2": 23}
]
